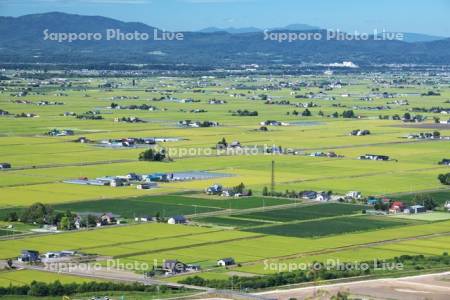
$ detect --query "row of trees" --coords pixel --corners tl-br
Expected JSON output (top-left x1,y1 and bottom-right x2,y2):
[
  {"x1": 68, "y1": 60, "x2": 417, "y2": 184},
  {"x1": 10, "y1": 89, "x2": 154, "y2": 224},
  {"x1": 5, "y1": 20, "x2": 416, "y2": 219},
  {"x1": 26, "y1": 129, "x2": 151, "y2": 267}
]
[
  {"x1": 180, "y1": 253, "x2": 449, "y2": 290},
  {"x1": 0, "y1": 281, "x2": 182, "y2": 297},
  {"x1": 286, "y1": 109, "x2": 356, "y2": 118},
  {"x1": 231, "y1": 109, "x2": 258, "y2": 116},
  {"x1": 228, "y1": 182, "x2": 252, "y2": 196},
  {"x1": 2, "y1": 202, "x2": 99, "y2": 230},
  {"x1": 139, "y1": 148, "x2": 167, "y2": 162}
]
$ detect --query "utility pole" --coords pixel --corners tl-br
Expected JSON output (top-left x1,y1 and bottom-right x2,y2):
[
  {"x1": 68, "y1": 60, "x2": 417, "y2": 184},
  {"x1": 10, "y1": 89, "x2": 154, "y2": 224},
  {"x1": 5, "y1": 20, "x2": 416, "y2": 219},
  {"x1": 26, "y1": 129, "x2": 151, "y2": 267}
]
[{"x1": 271, "y1": 160, "x2": 275, "y2": 195}]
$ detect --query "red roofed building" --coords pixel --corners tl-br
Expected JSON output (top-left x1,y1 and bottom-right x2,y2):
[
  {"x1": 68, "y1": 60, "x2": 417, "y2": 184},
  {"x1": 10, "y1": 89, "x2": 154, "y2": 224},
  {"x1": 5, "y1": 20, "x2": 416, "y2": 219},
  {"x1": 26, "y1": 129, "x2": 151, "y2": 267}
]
[{"x1": 390, "y1": 201, "x2": 405, "y2": 214}]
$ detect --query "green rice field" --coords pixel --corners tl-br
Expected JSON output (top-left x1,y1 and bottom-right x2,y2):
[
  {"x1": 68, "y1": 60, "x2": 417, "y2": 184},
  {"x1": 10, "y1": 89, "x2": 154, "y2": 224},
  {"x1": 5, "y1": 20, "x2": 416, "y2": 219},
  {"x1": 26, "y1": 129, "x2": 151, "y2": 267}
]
[{"x1": 0, "y1": 73, "x2": 449, "y2": 287}]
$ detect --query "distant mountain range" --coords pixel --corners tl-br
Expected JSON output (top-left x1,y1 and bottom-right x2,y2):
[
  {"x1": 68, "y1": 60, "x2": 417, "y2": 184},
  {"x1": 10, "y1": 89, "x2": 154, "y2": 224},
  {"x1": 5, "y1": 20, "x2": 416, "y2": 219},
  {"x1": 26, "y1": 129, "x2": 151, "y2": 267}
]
[
  {"x1": 0, "y1": 12, "x2": 449, "y2": 66},
  {"x1": 198, "y1": 24, "x2": 321, "y2": 34},
  {"x1": 198, "y1": 25, "x2": 445, "y2": 43}
]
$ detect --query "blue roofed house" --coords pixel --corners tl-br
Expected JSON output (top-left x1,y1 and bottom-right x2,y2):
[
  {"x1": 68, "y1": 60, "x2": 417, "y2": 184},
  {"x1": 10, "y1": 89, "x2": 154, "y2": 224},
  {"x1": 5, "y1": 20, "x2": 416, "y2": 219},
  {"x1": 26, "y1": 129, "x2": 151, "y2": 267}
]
[{"x1": 19, "y1": 250, "x2": 40, "y2": 263}]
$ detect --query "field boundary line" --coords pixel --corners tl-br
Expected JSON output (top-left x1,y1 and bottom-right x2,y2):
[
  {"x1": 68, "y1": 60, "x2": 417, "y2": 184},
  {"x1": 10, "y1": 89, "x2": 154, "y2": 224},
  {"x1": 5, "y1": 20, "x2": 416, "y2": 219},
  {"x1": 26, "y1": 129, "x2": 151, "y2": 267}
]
[{"x1": 112, "y1": 234, "x2": 266, "y2": 259}]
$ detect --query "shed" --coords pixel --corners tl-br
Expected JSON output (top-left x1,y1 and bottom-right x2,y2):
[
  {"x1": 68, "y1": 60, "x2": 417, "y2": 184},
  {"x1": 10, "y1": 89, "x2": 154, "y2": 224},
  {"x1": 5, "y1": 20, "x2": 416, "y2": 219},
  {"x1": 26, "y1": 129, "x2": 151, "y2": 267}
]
[
  {"x1": 409, "y1": 205, "x2": 426, "y2": 214},
  {"x1": 162, "y1": 260, "x2": 186, "y2": 274},
  {"x1": 168, "y1": 216, "x2": 187, "y2": 225},
  {"x1": 217, "y1": 257, "x2": 235, "y2": 266}
]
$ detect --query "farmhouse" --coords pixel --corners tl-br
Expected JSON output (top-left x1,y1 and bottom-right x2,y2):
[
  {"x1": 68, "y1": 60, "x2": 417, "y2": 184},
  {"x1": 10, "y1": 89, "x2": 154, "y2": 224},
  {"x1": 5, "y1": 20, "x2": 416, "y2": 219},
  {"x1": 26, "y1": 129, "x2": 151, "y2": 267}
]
[
  {"x1": 445, "y1": 201, "x2": 450, "y2": 211},
  {"x1": 162, "y1": 260, "x2": 187, "y2": 275},
  {"x1": 346, "y1": 191, "x2": 362, "y2": 199},
  {"x1": 309, "y1": 152, "x2": 326, "y2": 157},
  {"x1": 367, "y1": 196, "x2": 389, "y2": 205},
  {"x1": 315, "y1": 191, "x2": 331, "y2": 202},
  {"x1": 405, "y1": 205, "x2": 427, "y2": 214},
  {"x1": 208, "y1": 99, "x2": 227, "y2": 104},
  {"x1": 97, "y1": 213, "x2": 116, "y2": 226},
  {"x1": 229, "y1": 141, "x2": 241, "y2": 148},
  {"x1": 18, "y1": 250, "x2": 40, "y2": 263},
  {"x1": 301, "y1": 191, "x2": 317, "y2": 200},
  {"x1": 43, "y1": 250, "x2": 76, "y2": 259},
  {"x1": 168, "y1": 215, "x2": 187, "y2": 225},
  {"x1": 438, "y1": 159, "x2": 450, "y2": 166},
  {"x1": 143, "y1": 173, "x2": 169, "y2": 182},
  {"x1": 217, "y1": 257, "x2": 235, "y2": 267},
  {"x1": 136, "y1": 183, "x2": 157, "y2": 189},
  {"x1": 389, "y1": 201, "x2": 405, "y2": 214},
  {"x1": 206, "y1": 184, "x2": 223, "y2": 195},
  {"x1": 260, "y1": 120, "x2": 288, "y2": 126},
  {"x1": 47, "y1": 129, "x2": 74, "y2": 136},
  {"x1": 0, "y1": 163, "x2": 11, "y2": 169},
  {"x1": 350, "y1": 129, "x2": 371, "y2": 136},
  {"x1": 135, "y1": 215, "x2": 152, "y2": 222},
  {"x1": 0, "y1": 109, "x2": 10, "y2": 115},
  {"x1": 359, "y1": 154, "x2": 390, "y2": 161},
  {"x1": 178, "y1": 120, "x2": 219, "y2": 128}
]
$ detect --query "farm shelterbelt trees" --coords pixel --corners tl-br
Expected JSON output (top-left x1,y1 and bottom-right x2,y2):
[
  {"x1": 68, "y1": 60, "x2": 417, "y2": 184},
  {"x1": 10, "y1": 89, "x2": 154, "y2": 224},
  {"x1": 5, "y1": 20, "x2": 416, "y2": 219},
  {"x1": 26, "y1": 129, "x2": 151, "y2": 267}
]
[
  {"x1": 438, "y1": 173, "x2": 450, "y2": 185},
  {"x1": 138, "y1": 148, "x2": 166, "y2": 162}
]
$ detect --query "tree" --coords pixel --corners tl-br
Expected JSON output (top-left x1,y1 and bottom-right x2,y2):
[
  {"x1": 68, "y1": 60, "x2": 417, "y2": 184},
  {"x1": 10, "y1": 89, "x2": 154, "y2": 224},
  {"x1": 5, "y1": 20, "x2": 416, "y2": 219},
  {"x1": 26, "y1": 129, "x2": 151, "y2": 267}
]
[
  {"x1": 87, "y1": 214, "x2": 97, "y2": 227},
  {"x1": 235, "y1": 182, "x2": 245, "y2": 194},
  {"x1": 139, "y1": 148, "x2": 166, "y2": 161},
  {"x1": 47, "y1": 281, "x2": 64, "y2": 296},
  {"x1": 403, "y1": 112, "x2": 411, "y2": 120},
  {"x1": 262, "y1": 186, "x2": 269, "y2": 196},
  {"x1": 4, "y1": 211, "x2": 18, "y2": 222},
  {"x1": 342, "y1": 110, "x2": 355, "y2": 118},
  {"x1": 438, "y1": 173, "x2": 450, "y2": 185},
  {"x1": 302, "y1": 109, "x2": 312, "y2": 116},
  {"x1": 20, "y1": 203, "x2": 53, "y2": 225},
  {"x1": 28, "y1": 281, "x2": 49, "y2": 297},
  {"x1": 413, "y1": 194, "x2": 437, "y2": 210},
  {"x1": 59, "y1": 216, "x2": 70, "y2": 230}
]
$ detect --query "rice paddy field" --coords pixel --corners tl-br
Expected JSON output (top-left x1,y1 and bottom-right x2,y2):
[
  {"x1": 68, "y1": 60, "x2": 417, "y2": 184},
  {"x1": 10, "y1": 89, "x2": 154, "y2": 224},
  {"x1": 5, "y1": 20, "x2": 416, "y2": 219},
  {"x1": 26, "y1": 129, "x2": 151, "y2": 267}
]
[
  {"x1": 0, "y1": 73, "x2": 449, "y2": 286},
  {"x1": 0, "y1": 270, "x2": 96, "y2": 287}
]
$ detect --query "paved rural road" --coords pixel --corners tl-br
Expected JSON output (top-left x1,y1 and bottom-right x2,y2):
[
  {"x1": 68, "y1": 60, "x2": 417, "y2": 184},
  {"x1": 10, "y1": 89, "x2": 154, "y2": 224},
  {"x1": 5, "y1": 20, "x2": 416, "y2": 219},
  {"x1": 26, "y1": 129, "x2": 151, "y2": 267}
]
[
  {"x1": 255, "y1": 271, "x2": 450, "y2": 300},
  {"x1": 17, "y1": 263, "x2": 271, "y2": 300}
]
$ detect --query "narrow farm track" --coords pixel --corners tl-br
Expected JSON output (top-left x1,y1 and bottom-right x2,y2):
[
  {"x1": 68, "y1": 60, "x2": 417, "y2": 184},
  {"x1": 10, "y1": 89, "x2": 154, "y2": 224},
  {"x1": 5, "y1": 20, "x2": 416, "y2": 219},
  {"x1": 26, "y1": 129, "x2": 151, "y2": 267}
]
[
  {"x1": 0, "y1": 159, "x2": 135, "y2": 172},
  {"x1": 19, "y1": 264, "x2": 272, "y2": 299},
  {"x1": 185, "y1": 201, "x2": 309, "y2": 218},
  {"x1": 240, "y1": 213, "x2": 366, "y2": 230},
  {"x1": 281, "y1": 164, "x2": 450, "y2": 186}
]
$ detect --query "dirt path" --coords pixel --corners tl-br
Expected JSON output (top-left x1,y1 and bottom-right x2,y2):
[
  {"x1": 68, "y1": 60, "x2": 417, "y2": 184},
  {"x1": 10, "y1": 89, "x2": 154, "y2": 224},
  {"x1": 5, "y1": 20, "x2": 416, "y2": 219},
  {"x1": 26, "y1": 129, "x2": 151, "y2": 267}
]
[{"x1": 255, "y1": 271, "x2": 450, "y2": 300}]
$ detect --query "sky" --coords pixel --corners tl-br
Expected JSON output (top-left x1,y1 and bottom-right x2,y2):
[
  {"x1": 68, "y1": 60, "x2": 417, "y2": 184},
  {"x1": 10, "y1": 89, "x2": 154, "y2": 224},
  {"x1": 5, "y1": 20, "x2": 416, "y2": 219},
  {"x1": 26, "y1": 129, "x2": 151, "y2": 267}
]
[{"x1": 0, "y1": 0, "x2": 449, "y2": 36}]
